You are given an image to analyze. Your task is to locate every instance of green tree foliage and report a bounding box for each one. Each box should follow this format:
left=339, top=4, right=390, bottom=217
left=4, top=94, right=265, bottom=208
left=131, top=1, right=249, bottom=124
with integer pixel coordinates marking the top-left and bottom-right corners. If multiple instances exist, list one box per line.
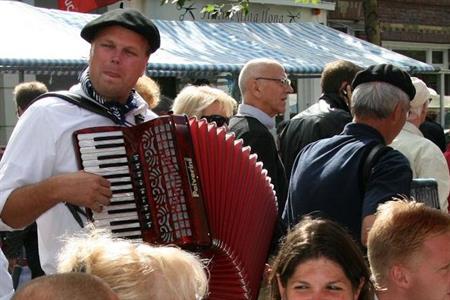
left=160, top=0, right=249, bottom=18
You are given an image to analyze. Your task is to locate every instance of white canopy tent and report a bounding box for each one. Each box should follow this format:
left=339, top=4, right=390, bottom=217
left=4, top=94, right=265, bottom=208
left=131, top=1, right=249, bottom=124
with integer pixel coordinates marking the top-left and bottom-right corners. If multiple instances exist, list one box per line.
left=0, top=1, right=436, bottom=76
left=1, top=1, right=446, bottom=126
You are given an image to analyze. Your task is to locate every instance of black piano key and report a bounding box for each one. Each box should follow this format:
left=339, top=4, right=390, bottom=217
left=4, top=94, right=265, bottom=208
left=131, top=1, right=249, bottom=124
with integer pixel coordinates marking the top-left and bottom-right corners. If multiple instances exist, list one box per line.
left=107, top=208, right=138, bottom=214
left=117, top=234, right=143, bottom=240
left=94, top=143, right=125, bottom=149
left=113, top=188, right=133, bottom=194
left=109, top=200, right=136, bottom=206
left=97, top=154, right=127, bottom=160
left=98, top=162, right=128, bottom=168
left=110, top=219, right=139, bottom=226
left=112, top=227, right=141, bottom=234
left=93, top=135, right=124, bottom=141
left=110, top=181, right=132, bottom=187
left=104, top=173, right=130, bottom=179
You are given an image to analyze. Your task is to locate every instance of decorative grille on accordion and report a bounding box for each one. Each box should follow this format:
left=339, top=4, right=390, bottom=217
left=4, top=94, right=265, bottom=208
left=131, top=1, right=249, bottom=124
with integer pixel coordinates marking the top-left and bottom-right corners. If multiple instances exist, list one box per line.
left=73, top=114, right=278, bottom=300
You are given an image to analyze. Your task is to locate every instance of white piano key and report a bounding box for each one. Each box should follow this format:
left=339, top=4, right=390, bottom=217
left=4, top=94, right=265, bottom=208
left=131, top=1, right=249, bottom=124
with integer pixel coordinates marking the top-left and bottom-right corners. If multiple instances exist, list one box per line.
left=111, top=191, right=134, bottom=197
left=81, top=157, right=128, bottom=167
left=84, top=165, right=129, bottom=174
left=107, top=176, right=133, bottom=184
left=111, top=193, right=135, bottom=202
left=87, top=170, right=131, bottom=177
left=77, top=131, right=124, bottom=140
left=79, top=138, right=125, bottom=147
left=81, top=149, right=127, bottom=161
left=111, top=184, right=133, bottom=191
left=94, top=216, right=139, bottom=227
left=113, top=230, right=143, bottom=239
left=109, top=222, right=142, bottom=230
left=106, top=203, right=137, bottom=211
left=93, top=210, right=138, bottom=221
left=94, top=220, right=140, bottom=229
left=79, top=146, right=127, bottom=154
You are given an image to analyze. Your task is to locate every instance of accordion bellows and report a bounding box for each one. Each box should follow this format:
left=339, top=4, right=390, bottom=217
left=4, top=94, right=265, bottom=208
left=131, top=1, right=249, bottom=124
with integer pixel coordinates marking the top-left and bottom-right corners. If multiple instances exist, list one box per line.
left=74, top=115, right=278, bottom=300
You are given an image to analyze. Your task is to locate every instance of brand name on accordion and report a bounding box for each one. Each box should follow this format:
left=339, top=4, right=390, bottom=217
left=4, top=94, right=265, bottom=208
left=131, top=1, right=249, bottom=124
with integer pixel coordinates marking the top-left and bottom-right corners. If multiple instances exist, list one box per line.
left=184, top=158, right=200, bottom=198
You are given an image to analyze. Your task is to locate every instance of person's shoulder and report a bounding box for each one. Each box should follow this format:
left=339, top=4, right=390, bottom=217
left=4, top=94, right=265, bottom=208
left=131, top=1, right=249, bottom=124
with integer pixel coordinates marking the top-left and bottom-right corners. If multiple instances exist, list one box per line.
left=296, top=135, right=332, bottom=156
left=229, top=115, right=245, bottom=122
left=421, top=119, right=444, bottom=131
left=230, top=116, right=272, bottom=139
left=230, top=115, right=257, bottom=123
left=417, top=136, right=447, bottom=156
left=30, top=87, right=82, bottom=109
left=291, top=105, right=351, bottom=126
left=381, top=146, right=411, bottom=166
left=229, top=115, right=260, bottom=129
left=398, top=132, right=441, bottom=153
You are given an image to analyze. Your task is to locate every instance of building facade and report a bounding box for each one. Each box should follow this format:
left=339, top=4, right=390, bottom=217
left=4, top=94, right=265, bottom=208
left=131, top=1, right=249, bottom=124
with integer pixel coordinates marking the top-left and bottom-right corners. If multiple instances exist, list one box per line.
left=328, top=0, right=450, bottom=127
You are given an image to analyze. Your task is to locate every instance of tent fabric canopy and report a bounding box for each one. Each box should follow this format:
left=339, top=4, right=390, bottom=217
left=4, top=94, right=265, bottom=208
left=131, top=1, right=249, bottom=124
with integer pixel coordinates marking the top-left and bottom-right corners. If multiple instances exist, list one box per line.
left=0, top=1, right=435, bottom=76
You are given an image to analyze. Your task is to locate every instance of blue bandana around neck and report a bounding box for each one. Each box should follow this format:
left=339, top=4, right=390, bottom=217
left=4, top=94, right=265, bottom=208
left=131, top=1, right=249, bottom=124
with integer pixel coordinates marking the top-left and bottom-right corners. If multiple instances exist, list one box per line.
left=79, top=68, right=141, bottom=125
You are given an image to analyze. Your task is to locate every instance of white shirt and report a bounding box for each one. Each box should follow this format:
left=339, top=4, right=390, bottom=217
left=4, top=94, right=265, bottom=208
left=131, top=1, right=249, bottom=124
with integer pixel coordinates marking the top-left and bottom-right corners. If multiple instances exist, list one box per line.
left=391, top=121, right=450, bottom=212
left=0, top=84, right=157, bottom=274
left=0, top=249, right=13, bottom=300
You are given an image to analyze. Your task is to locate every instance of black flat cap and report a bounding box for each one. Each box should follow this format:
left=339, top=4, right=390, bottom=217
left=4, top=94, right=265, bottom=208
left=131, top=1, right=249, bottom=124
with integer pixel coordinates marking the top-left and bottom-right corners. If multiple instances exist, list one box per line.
left=351, top=64, right=415, bottom=100
left=81, top=8, right=160, bottom=54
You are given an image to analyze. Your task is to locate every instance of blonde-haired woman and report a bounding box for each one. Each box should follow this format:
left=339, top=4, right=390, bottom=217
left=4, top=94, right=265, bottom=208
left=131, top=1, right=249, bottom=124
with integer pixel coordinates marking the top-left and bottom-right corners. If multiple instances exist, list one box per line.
left=172, top=85, right=237, bottom=127
left=57, top=229, right=208, bottom=300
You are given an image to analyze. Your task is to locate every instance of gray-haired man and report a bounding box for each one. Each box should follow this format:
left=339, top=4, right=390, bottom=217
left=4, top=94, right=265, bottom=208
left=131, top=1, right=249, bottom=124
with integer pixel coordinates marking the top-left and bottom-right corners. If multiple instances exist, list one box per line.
left=284, top=64, right=414, bottom=246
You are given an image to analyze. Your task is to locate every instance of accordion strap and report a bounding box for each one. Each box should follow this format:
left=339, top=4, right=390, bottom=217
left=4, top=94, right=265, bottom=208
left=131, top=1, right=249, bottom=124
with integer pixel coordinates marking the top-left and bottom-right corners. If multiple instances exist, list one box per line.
left=64, top=203, right=87, bottom=228
left=33, top=91, right=123, bottom=125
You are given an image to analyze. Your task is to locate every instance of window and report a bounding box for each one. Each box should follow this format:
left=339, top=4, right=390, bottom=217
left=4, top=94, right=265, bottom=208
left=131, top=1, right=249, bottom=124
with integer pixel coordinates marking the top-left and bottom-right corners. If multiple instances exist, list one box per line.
left=432, top=51, right=444, bottom=64
left=395, top=50, right=427, bottom=63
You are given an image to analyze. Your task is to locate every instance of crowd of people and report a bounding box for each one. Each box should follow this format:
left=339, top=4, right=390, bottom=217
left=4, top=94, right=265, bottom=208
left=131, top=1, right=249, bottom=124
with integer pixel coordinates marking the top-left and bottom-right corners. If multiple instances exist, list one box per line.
left=0, top=7, right=449, bottom=300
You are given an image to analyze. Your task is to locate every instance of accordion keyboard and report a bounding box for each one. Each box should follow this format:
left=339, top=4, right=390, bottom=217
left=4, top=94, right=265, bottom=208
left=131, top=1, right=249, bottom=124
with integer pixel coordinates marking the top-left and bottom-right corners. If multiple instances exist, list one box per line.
left=77, top=130, right=143, bottom=240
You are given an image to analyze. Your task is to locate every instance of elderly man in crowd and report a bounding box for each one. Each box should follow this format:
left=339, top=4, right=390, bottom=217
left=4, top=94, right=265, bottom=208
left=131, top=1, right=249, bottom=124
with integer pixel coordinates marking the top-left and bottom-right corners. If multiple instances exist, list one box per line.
left=229, top=58, right=293, bottom=212
left=284, top=64, right=414, bottom=245
left=368, top=200, right=450, bottom=300
left=390, top=77, right=449, bottom=211
left=0, top=8, right=160, bottom=274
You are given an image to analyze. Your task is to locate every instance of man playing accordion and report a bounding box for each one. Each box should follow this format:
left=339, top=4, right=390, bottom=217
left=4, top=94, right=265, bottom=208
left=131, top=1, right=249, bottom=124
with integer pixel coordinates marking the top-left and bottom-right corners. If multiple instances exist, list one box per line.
left=0, top=8, right=160, bottom=274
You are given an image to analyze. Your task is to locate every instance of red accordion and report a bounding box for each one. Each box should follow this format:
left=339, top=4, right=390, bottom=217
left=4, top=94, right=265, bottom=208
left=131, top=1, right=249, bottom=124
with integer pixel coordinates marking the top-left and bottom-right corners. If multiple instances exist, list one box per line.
left=73, top=115, right=278, bottom=300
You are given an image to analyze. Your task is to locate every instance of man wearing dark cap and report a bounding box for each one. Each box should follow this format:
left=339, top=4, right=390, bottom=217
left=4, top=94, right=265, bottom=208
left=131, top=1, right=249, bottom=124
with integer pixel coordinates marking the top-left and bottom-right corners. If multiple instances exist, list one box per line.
left=0, top=9, right=160, bottom=274
left=283, top=64, right=414, bottom=246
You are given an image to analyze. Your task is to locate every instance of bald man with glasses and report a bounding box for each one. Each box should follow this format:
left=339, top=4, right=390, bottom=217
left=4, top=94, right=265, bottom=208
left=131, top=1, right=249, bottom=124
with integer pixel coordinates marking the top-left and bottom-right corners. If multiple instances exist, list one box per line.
left=228, top=58, right=293, bottom=215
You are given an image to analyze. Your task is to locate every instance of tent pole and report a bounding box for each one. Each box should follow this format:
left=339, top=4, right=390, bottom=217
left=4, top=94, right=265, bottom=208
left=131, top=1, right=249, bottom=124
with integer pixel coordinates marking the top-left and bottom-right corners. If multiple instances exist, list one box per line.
left=19, top=70, right=24, bottom=83
left=438, top=71, right=445, bottom=127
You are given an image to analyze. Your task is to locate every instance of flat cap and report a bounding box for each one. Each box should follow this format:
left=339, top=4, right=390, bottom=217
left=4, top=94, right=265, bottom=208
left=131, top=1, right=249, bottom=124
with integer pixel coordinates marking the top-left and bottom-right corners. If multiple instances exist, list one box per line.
left=81, top=8, right=160, bottom=54
left=351, top=64, right=415, bottom=101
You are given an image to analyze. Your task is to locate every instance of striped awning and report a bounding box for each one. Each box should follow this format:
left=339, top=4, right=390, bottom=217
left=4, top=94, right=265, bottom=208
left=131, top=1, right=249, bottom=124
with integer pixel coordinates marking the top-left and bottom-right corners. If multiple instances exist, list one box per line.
left=0, top=1, right=436, bottom=76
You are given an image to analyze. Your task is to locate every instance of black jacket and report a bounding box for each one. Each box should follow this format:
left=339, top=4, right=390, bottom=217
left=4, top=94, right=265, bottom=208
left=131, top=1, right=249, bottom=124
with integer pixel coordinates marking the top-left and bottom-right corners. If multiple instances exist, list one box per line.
left=228, top=115, right=288, bottom=214
left=419, top=117, right=447, bottom=153
left=279, top=93, right=352, bottom=179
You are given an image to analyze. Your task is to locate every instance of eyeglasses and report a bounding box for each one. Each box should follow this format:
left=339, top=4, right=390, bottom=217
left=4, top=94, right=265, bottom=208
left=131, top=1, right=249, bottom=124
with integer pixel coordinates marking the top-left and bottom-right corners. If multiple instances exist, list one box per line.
left=201, top=115, right=229, bottom=127
left=255, top=77, right=292, bottom=86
